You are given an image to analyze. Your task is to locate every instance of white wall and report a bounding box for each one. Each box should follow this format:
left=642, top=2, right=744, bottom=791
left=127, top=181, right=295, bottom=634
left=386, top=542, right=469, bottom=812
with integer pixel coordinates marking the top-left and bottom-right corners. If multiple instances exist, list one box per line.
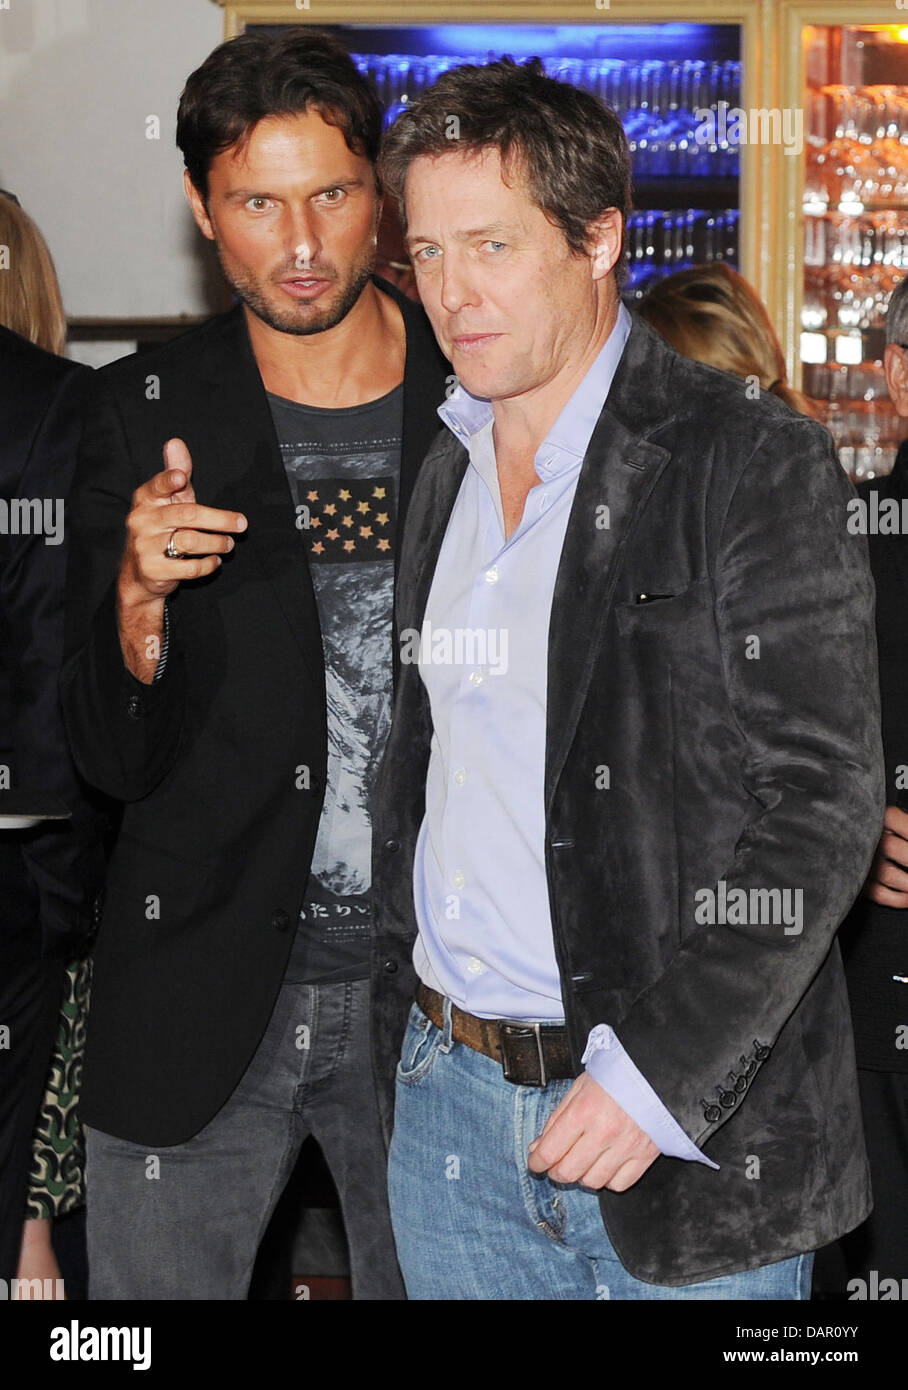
left=0, top=0, right=225, bottom=320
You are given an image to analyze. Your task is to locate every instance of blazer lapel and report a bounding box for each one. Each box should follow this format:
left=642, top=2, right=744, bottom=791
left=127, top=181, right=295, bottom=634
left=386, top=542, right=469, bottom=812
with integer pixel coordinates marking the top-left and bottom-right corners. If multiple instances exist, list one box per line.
left=384, top=278, right=451, bottom=571
left=544, top=315, right=677, bottom=813
left=394, top=430, right=468, bottom=641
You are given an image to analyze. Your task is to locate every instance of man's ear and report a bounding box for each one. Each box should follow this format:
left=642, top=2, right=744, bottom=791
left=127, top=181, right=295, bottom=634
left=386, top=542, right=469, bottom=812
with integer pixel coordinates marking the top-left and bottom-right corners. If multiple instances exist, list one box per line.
left=884, top=343, right=908, bottom=420
left=184, top=170, right=215, bottom=242
left=587, top=208, right=624, bottom=281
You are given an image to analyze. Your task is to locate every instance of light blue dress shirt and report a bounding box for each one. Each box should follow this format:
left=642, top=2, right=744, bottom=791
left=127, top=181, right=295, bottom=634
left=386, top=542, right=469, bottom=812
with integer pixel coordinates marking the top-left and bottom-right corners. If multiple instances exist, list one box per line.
left=411, top=301, right=715, bottom=1168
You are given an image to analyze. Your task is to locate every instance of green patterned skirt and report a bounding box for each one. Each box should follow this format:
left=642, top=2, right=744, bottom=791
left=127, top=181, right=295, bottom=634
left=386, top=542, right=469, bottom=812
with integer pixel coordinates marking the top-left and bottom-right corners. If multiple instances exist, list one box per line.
left=25, top=955, right=91, bottom=1219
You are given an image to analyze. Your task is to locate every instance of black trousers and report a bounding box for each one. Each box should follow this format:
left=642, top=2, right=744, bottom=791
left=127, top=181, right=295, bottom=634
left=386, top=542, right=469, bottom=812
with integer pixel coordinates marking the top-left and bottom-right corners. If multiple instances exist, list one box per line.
left=838, top=1067, right=908, bottom=1285
left=0, top=936, right=63, bottom=1281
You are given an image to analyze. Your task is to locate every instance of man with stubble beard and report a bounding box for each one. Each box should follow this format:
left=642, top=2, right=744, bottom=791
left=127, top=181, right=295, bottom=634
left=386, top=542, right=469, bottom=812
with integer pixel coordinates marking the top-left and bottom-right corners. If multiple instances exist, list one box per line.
left=60, top=31, right=448, bottom=1299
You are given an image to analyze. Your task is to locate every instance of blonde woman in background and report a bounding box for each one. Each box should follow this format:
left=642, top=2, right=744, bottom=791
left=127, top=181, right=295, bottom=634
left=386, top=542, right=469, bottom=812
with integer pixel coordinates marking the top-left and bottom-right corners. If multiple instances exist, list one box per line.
left=0, top=190, right=105, bottom=1299
left=0, top=190, right=67, bottom=354
left=638, top=261, right=816, bottom=418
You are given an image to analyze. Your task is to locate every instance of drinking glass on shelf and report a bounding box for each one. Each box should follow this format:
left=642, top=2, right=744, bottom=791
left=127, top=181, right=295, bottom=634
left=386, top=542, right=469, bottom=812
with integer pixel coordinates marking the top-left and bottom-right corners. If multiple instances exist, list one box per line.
left=718, top=61, right=742, bottom=176
left=883, top=91, right=908, bottom=201
left=722, top=209, right=739, bottom=264
left=651, top=62, right=703, bottom=177
left=683, top=60, right=712, bottom=176
left=814, top=85, right=861, bottom=206
left=593, top=59, right=623, bottom=115
left=603, top=60, right=628, bottom=120
left=624, top=62, right=662, bottom=176
left=802, top=267, right=830, bottom=330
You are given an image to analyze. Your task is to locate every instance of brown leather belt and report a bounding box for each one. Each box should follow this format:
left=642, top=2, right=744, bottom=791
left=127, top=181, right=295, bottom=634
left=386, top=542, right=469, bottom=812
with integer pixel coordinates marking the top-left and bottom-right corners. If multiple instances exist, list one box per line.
left=416, top=983, right=576, bottom=1087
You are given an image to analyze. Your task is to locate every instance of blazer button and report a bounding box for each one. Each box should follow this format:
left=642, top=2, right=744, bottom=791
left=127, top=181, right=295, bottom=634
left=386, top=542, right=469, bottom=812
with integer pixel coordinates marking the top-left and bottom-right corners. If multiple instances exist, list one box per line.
left=718, top=1089, right=736, bottom=1108
left=384, top=839, right=400, bottom=853
left=383, top=958, right=398, bottom=973
left=754, top=1042, right=771, bottom=1061
left=704, top=1105, right=722, bottom=1123
left=272, top=909, right=291, bottom=932
left=126, top=694, right=142, bottom=719
left=733, top=1073, right=748, bottom=1093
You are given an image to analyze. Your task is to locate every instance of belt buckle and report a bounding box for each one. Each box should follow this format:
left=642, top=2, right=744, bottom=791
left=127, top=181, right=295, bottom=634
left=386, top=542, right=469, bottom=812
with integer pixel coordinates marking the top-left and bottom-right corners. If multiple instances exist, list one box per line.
left=499, top=1019, right=547, bottom=1087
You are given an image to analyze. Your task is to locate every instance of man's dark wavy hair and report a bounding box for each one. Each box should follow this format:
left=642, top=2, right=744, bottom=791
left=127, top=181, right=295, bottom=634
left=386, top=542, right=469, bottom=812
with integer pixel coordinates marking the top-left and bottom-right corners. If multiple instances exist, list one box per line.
left=177, top=30, right=383, bottom=199
left=379, top=57, right=632, bottom=286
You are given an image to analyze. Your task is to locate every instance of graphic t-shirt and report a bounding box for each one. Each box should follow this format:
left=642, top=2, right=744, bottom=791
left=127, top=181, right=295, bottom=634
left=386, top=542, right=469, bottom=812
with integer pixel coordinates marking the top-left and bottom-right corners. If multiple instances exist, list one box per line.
left=268, top=384, right=402, bottom=982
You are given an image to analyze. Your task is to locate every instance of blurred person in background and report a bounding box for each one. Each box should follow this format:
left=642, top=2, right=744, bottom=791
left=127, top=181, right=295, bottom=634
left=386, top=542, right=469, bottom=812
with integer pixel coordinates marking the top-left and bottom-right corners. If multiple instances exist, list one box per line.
left=833, top=272, right=908, bottom=1294
left=0, top=191, right=105, bottom=1296
left=638, top=261, right=816, bottom=417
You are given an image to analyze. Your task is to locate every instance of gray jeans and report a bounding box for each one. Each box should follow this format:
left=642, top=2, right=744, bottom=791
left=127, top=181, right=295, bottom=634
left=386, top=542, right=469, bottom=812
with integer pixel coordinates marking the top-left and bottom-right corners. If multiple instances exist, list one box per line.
left=85, top=934, right=403, bottom=1300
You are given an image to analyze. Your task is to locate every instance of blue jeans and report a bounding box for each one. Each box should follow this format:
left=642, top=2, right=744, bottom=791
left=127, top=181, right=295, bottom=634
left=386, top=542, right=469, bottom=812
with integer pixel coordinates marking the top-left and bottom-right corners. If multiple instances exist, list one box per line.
left=388, top=1001, right=814, bottom=1300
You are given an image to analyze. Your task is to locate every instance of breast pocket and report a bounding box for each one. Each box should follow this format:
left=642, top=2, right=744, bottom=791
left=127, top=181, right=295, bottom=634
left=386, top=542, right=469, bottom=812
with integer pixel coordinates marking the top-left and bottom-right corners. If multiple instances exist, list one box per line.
left=614, top=577, right=713, bottom=638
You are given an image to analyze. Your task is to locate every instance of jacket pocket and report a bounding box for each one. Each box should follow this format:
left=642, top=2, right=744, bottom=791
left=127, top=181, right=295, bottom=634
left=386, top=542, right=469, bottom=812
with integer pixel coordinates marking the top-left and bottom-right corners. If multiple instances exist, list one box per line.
left=614, top=577, right=713, bottom=637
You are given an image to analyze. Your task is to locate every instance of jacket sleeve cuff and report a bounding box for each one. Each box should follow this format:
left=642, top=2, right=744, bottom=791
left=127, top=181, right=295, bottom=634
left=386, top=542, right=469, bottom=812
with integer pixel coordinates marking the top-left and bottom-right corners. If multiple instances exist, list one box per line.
left=93, top=581, right=172, bottom=711
left=61, top=580, right=183, bottom=801
left=582, top=1024, right=720, bottom=1169
left=151, top=600, right=171, bottom=683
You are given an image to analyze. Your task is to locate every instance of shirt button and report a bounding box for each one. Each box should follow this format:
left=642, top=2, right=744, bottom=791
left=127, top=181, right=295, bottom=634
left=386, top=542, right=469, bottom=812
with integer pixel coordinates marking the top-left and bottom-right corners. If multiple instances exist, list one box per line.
left=468, top=671, right=484, bottom=686
left=454, top=769, right=468, bottom=785
left=484, top=566, right=499, bottom=584
left=452, top=870, right=465, bottom=889
left=467, top=957, right=483, bottom=974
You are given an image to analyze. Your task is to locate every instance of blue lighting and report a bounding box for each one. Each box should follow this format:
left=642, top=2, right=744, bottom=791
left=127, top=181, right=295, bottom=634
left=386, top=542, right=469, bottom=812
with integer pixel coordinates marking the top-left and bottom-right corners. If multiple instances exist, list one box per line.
left=332, top=23, right=738, bottom=64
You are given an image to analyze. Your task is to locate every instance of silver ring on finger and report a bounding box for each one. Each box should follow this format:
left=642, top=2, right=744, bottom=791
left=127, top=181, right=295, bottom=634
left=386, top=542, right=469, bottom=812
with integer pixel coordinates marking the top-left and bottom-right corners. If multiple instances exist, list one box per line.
left=164, top=530, right=183, bottom=560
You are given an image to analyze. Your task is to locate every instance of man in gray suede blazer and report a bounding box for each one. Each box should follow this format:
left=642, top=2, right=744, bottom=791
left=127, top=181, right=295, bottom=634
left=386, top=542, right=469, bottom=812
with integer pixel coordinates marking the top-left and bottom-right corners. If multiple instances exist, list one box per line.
left=369, top=58, right=884, bottom=1297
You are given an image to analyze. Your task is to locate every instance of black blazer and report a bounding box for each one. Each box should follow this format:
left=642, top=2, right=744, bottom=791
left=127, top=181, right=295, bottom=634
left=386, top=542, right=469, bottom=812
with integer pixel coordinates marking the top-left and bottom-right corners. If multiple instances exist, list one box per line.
left=371, top=312, right=883, bottom=1285
left=0, top=325, right=104, bottom=955
left=61, top=280, right=450, bottom=1145
left=839, top=437, right=908, bottom=1073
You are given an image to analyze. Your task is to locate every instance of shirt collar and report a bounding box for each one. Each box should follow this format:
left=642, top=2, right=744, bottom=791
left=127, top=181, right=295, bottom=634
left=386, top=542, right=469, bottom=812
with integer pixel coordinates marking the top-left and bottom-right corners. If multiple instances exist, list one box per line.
left=438, top=301, right=632, bottom=478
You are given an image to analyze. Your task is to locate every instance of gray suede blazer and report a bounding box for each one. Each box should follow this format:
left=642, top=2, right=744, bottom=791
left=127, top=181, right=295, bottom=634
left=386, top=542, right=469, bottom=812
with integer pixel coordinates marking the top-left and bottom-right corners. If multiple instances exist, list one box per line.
left=370, top=311, right=884, bottom=1286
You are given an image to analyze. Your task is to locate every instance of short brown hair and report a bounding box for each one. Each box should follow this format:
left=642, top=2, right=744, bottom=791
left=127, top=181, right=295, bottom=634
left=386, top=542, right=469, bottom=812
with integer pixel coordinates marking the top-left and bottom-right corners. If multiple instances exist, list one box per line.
left=177, top=30, right=383, bottom=200
left=379, top=57, right=632, bottom=286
